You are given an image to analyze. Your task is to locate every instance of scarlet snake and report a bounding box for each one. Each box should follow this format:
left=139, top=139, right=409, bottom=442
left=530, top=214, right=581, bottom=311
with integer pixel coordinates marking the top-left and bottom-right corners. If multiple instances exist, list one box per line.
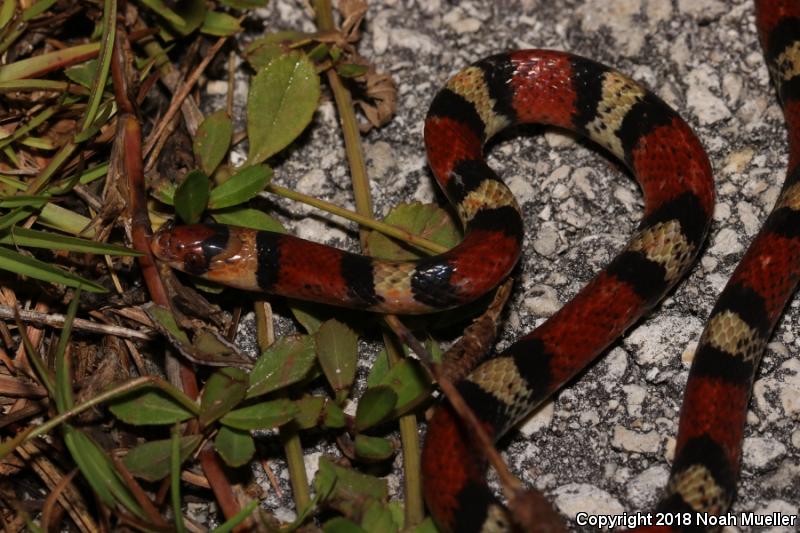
left=152, top=4, right=797, bottom=530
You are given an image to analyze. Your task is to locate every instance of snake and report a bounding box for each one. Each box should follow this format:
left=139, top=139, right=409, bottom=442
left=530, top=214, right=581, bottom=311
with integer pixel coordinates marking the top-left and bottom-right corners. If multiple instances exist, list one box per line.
left=150, top=0, right=800, bottom=530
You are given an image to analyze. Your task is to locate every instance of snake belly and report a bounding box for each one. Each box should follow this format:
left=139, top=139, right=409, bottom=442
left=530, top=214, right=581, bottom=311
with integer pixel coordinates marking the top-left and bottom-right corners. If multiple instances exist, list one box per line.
left=151, top=52, right=720, bottom=529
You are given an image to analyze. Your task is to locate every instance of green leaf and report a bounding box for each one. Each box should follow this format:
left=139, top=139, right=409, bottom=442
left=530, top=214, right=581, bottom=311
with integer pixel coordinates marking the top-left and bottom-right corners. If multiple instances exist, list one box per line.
left=145, top=304, right=191, bottom=345
left=212, top=206, right=286, bottom=233
left=170, top=425, right=186, bottom=533
left=247, top=52, right=320, bottom=164
left=0, top=207, right=33, bottom=232
left=307, top=43, right=329, bottom=62
left=192, top=330, right=240, bottom=360
left=0, top=175, right=26, bottom=190
left=335, top=63, right=369, bottom=78
left=63, top=427, right=145, bottom=519
left=145, top=305, right=251, bottom=367
left=193, top=110, right=232, bottom=175
left=366, top=203, right=460, bottom=260
left=0, top=0, right=16, bottom=32
left=79, top=0, right=115, bottom=134
left=316, top=319, right=358, bottom=403
left=324, top=517, right=367, bottom=533
left=243, top=31, right=307, bottom=70
left=123, top=435, right=203, bottom=481
left=149, top=0, right=206, bottom=35
left=294, top=395, right=346, bottom=429
left=0, top=245, right=107, bottom=292
left=22, top=0, right=58, bottom=20
left=38, top=203, right=93, bottom=236
left=0, top=42, right=99, bottom=82
left=354, top=435, right=395, bottom=463
left=288, top=301, right=328, bottom=334
left=0, top=195, right=49, bottom=208
left=200, top=367, right=248, bottom=427
left=376, top=359, right=432, bottom=416
left=54, top=288, right=81, bottom=413
left=151, top=180, right=176, bottom=205
left=247, top=335, right=317, bottom=398
left=313, top=457, right=388, bottom=517
left=0, top=227, right=140, bottom=255
left=386, top=502, right=405, bottom=532
left=139, top=0, right=185, bottom=26
left=201, top=11, right=242, bottom=36
left=16, top=306, right=55, bottom=397
left=208, top=165, right=272, bottom=210
left=64, top=59, right=99, bottom=88
left=174, top=170, right=209, bottom=224
left=354, top=386, right=397, bottom=432
left=0, top=110, right=52, bottom=152
left=109, top=389, right=196, bottom=425
left=77, top=164, right=109, bottom=185
left=214, top=426, right=254, bottom=467
left=365, top=349, right=389, bottom=388
left=220, top=398, right=297, bottom=430
left=361, top=499, right=400, bottom=533
left=48, top=166, right=83, bottom=195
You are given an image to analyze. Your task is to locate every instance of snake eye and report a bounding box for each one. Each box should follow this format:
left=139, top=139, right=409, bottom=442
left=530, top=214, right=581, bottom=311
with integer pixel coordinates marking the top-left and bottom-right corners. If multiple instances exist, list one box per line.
left=183, top=251, right=208, bottom=275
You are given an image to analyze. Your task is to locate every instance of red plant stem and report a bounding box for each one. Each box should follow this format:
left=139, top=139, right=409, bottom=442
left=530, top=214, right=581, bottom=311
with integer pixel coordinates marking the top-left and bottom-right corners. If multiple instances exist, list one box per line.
left=111, top=28, right=240, bottom=527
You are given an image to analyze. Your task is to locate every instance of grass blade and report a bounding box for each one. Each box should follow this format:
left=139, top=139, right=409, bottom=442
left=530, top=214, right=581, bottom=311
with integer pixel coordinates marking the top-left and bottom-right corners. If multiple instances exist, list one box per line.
left=0, top=227, right=140, bottom=255
left=171, top=424, right=186, bottom=533
left=0, top=43, right=99, bottom=81
left=54, top=287, right=81, bottom=412
left=0, top=245, right=107, bottom=292
left=80, top=0, right=115, bottom=132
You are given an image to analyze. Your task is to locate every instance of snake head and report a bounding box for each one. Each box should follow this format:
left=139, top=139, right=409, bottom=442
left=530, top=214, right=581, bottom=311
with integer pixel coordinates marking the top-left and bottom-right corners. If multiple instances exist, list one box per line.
left=151, top=223, right=237, bottom=276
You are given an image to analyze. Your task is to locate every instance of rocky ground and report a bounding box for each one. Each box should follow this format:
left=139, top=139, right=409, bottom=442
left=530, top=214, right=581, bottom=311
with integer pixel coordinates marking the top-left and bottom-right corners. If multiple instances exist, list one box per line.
left=210, top=1, right=800, bottom=531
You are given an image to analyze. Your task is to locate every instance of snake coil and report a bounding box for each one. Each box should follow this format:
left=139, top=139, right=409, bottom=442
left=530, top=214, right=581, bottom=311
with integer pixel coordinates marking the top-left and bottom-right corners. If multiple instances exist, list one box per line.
left=151, top=1, right=800, bottom=530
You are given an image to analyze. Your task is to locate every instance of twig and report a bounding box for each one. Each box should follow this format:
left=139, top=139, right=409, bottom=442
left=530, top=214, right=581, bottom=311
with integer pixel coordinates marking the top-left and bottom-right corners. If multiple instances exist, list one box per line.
left=0, top=304, right=154, bottom=341
left=181, top=470, right=211, bottom=489
left=17, top=443, right=97, bottom=533
left=199, top=446, right=245, bottom=530
left=382, top=316, right=524, bottom=499
left=40, top=468, right=77, bottom=532
left=111, top=457, right=169, bottom=529
left=143, top=36, right=228, bottom=163
left=0, top=375, right=47, bottom=397
left=262, top=184, right=447, bottom=255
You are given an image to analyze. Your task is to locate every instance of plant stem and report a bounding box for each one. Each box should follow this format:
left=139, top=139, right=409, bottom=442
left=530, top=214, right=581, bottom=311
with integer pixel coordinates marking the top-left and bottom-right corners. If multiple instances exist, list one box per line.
left=313, top=0, right=425, bottom=526
left=385, top=332, right=425, bottom=526
left=280, top=430, right=311, bottom=511
left=263, top=184, right=446, bottom=255
left=255, top=302, right=311, bottom=512
left=313, top=0, right=372, bottom=246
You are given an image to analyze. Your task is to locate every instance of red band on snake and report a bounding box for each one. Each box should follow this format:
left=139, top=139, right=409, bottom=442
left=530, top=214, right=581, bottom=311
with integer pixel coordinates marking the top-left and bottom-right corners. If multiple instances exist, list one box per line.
left=150, top=1, right=799, bottom=530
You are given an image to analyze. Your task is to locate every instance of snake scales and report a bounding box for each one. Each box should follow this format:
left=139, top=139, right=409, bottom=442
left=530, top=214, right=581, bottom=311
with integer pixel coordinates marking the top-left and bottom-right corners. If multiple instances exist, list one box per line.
left=152, top=1, right=799, bottom=530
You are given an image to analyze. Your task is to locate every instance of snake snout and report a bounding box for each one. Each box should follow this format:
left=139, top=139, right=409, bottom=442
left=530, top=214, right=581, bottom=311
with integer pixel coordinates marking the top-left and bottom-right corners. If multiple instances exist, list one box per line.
left=151, top=223, right=229, bottom=275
